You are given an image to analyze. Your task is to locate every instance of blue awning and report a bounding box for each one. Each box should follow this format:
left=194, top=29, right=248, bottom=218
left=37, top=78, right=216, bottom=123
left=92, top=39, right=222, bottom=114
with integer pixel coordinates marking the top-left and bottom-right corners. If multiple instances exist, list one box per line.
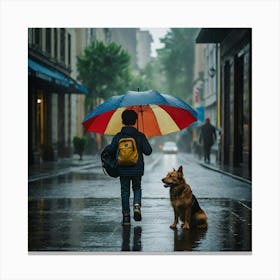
left=28, top=58, right=88, bottom=94
left=68, top=78, right=89, bottom=94
left=74, top=80, right=89, bottom=94
left=28, top=59, right=70, bottom=88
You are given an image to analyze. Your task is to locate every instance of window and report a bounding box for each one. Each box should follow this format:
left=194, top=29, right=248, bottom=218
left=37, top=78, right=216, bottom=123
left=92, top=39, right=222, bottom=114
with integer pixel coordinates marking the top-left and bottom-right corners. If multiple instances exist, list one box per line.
left=28, top=28, right=33, bottom=45
left=68, top=33, right=71, bottom=67
left=46, top=28, right=51, bottom=54
left=34, top=28, right=42, bottom=49
left=60, top=28, right=65, bottom=63
left=54, top=29, right=58, bottom=59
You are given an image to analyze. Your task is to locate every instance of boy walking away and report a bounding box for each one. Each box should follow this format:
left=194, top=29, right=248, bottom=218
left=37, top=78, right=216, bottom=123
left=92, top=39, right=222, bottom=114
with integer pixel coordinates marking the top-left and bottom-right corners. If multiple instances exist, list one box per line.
left=107, top=109, right=152, bottom=226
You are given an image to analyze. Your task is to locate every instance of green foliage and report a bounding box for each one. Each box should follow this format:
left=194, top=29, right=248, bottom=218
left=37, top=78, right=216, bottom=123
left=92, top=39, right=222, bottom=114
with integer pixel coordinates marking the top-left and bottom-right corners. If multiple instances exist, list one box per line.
left=76, top=29, right=199, bottom=116
left=157, top=28, right=199, bottom=102
left=126, top=59, right=169, bottom=94
left=76, top=41, right=131, bottom=112
left=73, top=136, right=87, bottom=160
left=141, top=59, right=169, bottom=93
left=128, top=72, right=152, bottom=92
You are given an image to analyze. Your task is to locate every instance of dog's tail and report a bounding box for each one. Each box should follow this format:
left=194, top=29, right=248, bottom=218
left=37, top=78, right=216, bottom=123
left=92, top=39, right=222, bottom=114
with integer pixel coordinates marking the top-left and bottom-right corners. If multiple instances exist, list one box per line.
left=194, top=210, right=208, bottom=229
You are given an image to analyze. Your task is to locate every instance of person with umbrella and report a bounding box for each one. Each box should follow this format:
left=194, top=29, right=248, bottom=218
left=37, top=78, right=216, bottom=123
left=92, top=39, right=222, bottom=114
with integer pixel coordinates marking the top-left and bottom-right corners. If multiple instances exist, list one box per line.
left=106, top=109, right=152, bottom=226
left=83, top=89, right=198, bottom=225
left=199, top=116, right=217, bottom=164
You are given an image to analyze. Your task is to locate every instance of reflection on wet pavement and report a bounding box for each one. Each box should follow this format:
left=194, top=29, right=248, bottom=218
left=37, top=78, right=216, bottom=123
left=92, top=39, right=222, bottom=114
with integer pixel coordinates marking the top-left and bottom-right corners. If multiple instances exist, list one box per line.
left=173, top=227, right=207, bottom=251
left=28, top=197, right=251, bottom=252
left=121, top=226, right=142, bottom=251
left=28, top=153, right=251, bottom=252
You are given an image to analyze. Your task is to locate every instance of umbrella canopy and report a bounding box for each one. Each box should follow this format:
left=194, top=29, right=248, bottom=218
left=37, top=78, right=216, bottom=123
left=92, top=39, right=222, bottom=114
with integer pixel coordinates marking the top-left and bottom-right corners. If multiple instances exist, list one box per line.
left=82, top=89, right=197, bottom=137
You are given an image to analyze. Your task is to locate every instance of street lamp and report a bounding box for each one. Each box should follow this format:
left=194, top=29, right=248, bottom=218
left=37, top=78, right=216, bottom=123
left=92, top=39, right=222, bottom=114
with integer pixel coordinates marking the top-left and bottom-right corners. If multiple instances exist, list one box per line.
left=208, top=67, right=216, bottom=78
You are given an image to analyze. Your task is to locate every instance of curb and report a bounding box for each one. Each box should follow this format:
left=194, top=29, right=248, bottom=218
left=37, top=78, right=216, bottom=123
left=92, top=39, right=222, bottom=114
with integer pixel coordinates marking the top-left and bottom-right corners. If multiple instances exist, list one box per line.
left=28, top=162, right=100, bottom=183
left=199, top=163, right=251, bottom=185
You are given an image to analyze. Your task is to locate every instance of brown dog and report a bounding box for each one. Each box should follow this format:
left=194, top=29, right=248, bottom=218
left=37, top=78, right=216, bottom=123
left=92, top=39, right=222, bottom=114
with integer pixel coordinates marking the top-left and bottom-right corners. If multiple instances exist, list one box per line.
left=162, top=166, right=208, bottom=230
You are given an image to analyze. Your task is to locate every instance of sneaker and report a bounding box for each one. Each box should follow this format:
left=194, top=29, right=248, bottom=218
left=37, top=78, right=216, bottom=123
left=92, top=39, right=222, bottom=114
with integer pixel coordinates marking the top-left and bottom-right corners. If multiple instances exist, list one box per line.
left=122, top=214, right=131, bottom=226
left=133, top=204, right=142, bottom=221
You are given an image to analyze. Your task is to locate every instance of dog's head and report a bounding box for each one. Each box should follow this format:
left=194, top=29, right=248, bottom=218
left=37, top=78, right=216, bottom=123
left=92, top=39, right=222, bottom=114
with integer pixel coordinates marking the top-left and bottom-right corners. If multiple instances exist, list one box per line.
left=162, top=166, right=184, bottom=188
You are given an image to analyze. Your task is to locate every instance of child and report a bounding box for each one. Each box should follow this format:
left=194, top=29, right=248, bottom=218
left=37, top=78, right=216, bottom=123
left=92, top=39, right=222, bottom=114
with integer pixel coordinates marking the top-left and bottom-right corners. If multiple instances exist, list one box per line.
left=107, top=109, right=152, bottom=226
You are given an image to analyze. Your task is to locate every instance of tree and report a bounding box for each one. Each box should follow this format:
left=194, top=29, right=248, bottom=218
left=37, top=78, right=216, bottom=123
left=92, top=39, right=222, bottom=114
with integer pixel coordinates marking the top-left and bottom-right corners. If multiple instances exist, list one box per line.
left=77, top=41, right=131, bottom=112
left=142, top=58, right=168, bottom=93
left=127, top=58, right=169, bottom=94
left=157, top=28, right=199, bottom=102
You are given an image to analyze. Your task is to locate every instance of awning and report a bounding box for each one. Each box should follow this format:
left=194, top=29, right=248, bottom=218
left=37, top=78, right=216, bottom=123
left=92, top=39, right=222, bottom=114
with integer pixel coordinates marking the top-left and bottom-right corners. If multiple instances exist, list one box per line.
left=28, top=58, right=70, bottom=88
left=196, top=28, right=234, bottom=43
left=70, top=79, right=89, bottom=94
left=28, top=58, right=88, bottom=94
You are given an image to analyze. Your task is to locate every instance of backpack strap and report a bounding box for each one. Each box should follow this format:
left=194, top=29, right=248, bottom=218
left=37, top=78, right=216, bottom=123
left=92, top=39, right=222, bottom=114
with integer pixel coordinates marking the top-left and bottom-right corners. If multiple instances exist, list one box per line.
left=120, top=131, right=140, bottom=142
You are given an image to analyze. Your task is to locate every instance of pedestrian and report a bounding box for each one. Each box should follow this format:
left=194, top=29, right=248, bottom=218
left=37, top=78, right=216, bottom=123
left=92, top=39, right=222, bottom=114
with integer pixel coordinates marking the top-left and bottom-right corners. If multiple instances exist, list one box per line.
left=107, top=109, right=152, bottom=226
left=199, top=116, right=217, bottom=164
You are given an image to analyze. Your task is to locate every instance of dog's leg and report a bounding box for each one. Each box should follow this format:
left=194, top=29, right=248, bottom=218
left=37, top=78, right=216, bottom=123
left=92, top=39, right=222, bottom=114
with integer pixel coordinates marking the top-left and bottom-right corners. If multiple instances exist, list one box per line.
left=170, top=208, right=179, bottom=229
left=182, top=208, right=191, bottom=230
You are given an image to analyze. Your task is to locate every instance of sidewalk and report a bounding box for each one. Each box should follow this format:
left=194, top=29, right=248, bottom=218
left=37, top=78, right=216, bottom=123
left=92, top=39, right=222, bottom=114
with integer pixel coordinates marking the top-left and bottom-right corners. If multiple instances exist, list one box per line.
left=28, top=153, right=162, bottom=182
left=29, top=196, right=251, bottom=252
left=28, top=151, right=252, bottom=252
left=28, top=152, right=251, bottom=184
left=28, top=154, right=99, bottom=182
left=201, top=161, right=251, bottom=184
left=195, top=151, right=252, bottom=184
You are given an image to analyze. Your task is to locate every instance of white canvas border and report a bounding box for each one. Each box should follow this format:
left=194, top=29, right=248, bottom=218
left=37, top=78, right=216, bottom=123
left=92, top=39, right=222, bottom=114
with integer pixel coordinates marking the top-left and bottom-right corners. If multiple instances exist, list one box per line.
left=1, top=0, right=280, bottom=279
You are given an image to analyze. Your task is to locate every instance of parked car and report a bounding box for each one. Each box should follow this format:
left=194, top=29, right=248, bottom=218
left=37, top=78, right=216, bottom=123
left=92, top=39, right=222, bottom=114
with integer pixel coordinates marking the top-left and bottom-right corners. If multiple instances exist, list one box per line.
left=162, top=141, right=178, bottom=154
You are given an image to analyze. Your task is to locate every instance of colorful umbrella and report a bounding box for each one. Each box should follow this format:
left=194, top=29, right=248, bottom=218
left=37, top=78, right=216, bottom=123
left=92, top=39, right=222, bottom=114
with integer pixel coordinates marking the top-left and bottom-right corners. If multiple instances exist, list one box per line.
left=82, top=89, right=197, bottom=137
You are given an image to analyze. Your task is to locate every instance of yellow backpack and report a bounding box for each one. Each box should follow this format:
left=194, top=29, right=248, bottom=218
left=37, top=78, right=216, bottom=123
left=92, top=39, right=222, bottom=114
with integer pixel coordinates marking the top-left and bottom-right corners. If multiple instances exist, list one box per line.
left=117, top=137, right=139, bottom=166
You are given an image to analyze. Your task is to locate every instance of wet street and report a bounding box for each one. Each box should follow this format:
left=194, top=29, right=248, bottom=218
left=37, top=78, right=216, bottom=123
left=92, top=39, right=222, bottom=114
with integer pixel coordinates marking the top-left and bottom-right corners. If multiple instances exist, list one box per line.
left=28, top=153, right=252, bottom=252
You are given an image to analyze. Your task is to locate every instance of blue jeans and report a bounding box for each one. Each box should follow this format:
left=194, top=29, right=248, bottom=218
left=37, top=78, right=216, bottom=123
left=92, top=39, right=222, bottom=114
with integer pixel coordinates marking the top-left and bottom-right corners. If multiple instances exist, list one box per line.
left=120, top=176, right=142, bottom=214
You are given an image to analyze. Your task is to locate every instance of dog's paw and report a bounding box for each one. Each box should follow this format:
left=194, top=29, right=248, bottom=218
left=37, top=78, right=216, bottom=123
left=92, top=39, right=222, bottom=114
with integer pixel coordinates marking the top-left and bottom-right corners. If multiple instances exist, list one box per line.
left=182, top=223, right=190, bottom=230
left=170, top=224, right=177, bottom=229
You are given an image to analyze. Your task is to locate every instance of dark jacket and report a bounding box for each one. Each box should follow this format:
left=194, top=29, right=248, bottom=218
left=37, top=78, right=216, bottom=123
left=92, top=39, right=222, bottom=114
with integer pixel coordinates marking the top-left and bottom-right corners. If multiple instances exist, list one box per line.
left=107, top=126, right=152, bottom=177
left=199, top=122, right=216, bottom=147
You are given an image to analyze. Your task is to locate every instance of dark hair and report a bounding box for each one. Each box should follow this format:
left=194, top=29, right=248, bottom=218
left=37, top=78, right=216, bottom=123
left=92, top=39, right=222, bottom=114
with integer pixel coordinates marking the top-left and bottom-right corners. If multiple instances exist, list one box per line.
left=122, top=109, right=138, bottom=125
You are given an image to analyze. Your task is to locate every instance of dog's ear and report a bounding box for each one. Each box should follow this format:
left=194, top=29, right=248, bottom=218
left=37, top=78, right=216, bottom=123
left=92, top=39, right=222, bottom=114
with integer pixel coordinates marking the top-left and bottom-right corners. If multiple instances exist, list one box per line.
left=177, top=166, right=183, bottom=176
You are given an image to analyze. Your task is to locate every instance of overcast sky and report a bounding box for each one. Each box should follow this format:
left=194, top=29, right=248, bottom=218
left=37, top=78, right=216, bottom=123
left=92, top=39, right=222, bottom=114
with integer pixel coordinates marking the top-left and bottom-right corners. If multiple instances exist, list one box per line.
left=141, top=28, right=169, bottom=57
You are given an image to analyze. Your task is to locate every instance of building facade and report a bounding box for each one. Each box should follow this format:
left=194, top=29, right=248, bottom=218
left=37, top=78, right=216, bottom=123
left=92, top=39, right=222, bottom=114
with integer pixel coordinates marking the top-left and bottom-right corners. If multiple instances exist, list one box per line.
left=196, top=28, right=252, bottom=179
left=203, top=44, right=219, bottom=125
left=28, top=28, right=88, bottom=165
left=109, top=28, right=139, bottom=71
left=136, top=30, right=153, bottom=69
left=28, top=27, right=154, bottom=165
left=86, top=28, right=153, bottom=72
left=192, top=44, right=205, bottom=119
